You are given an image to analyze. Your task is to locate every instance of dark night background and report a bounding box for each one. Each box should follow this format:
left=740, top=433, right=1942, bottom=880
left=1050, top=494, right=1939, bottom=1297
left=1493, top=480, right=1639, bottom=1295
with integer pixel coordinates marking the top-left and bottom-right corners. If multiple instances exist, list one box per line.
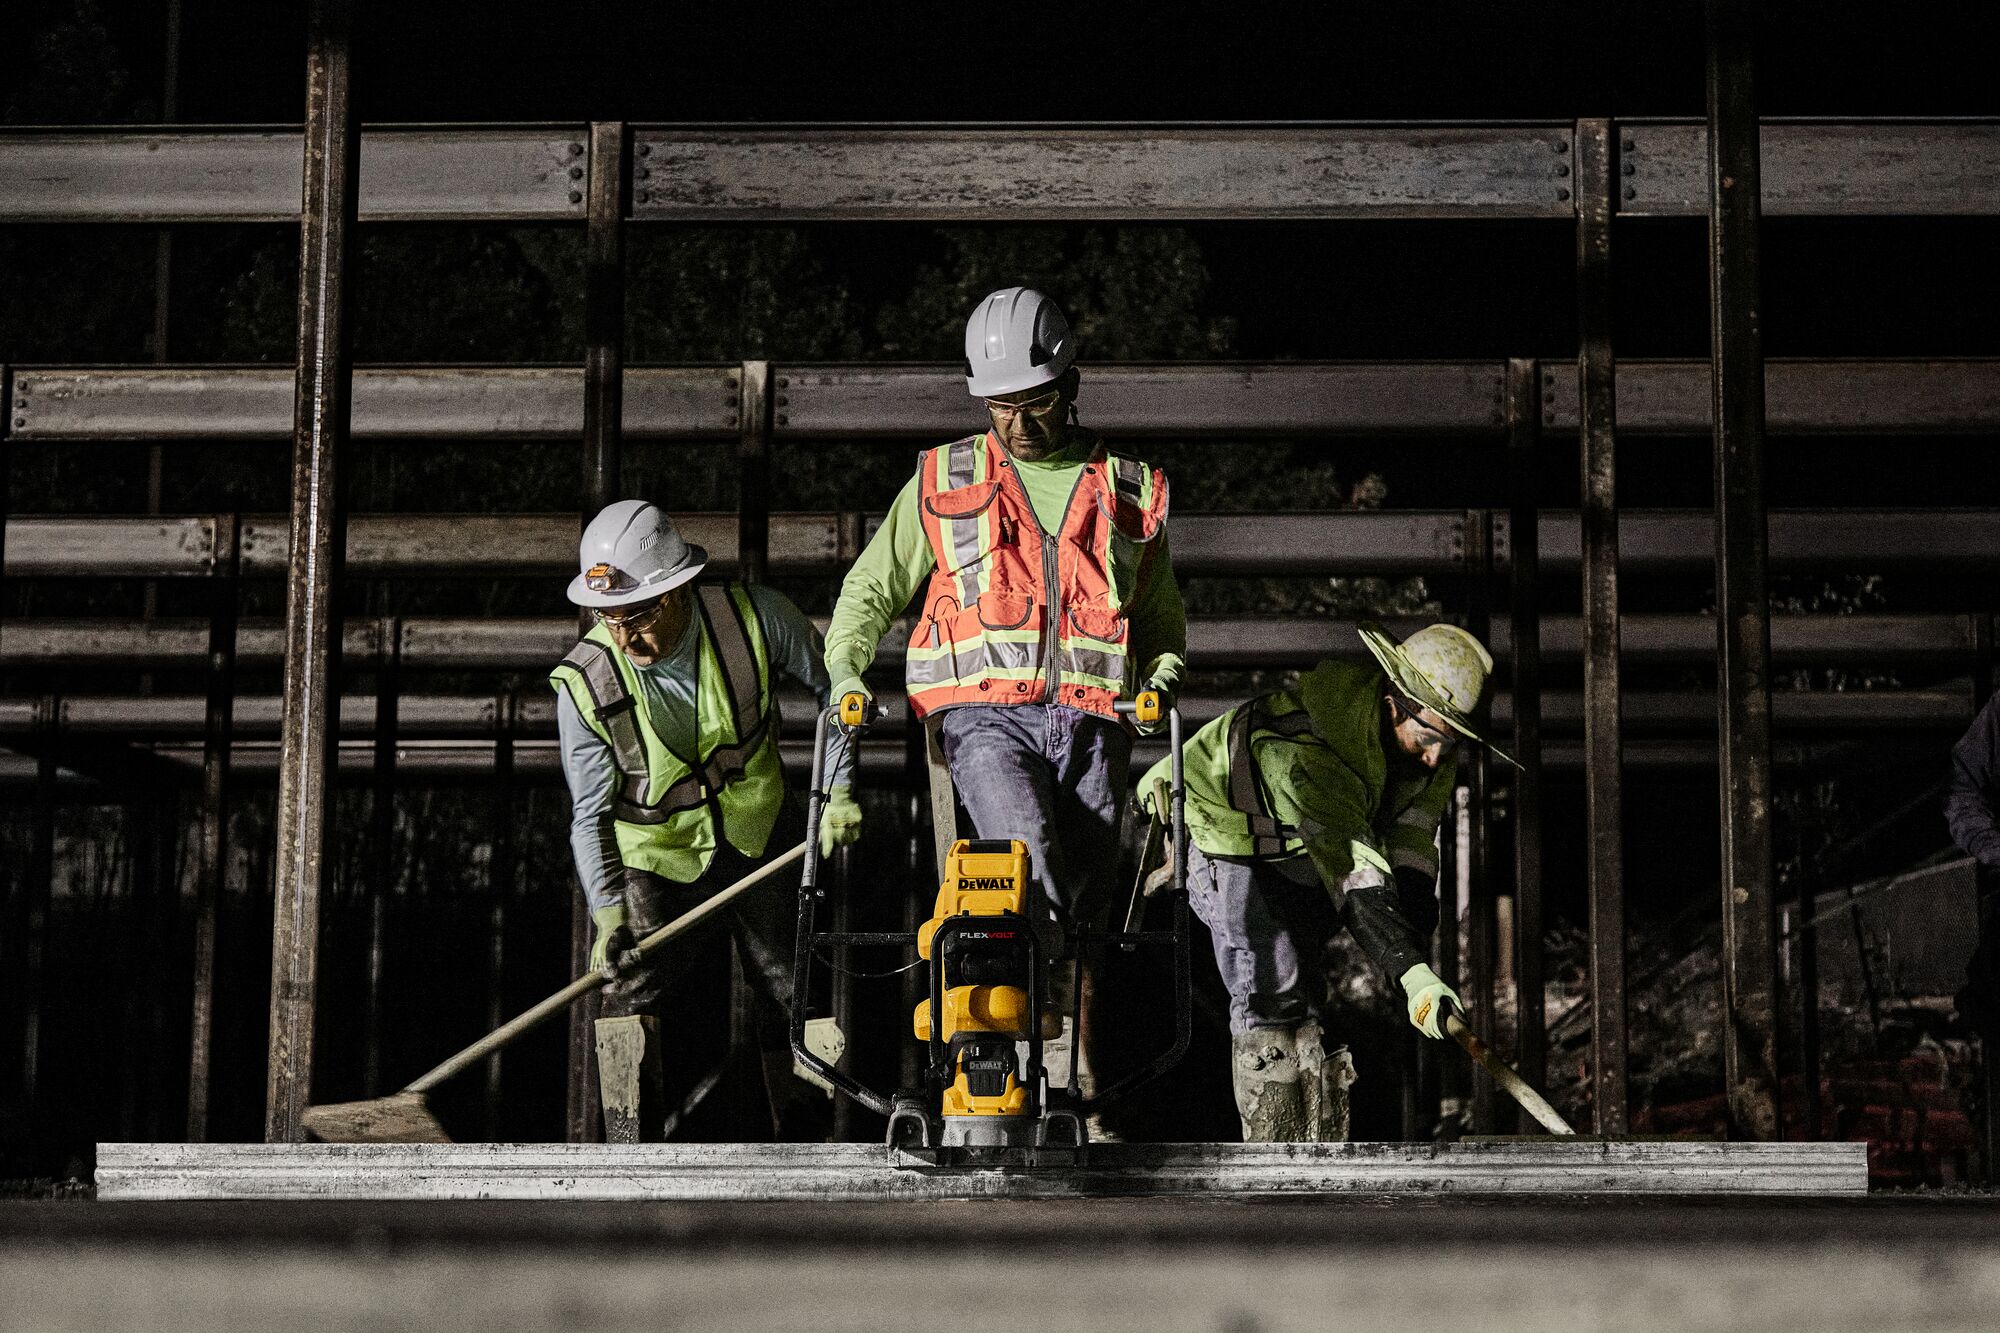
left=2, top=1, right=1997, bottom=1178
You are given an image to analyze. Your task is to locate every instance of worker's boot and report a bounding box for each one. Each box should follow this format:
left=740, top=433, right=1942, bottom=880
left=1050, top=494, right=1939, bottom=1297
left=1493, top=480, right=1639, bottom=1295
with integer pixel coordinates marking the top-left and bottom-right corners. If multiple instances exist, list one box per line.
left=594, top=1015, right=665, bottom=1144
left=1233, top=1025, right=1306, bottom=1141
left=1295, top=1021, right=1358, bottom=1144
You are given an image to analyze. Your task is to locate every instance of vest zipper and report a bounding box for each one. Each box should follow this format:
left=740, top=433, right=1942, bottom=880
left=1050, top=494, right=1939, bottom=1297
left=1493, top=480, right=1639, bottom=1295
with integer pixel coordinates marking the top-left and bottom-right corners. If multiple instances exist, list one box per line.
left=1041, top=530, right=1060, bottom=690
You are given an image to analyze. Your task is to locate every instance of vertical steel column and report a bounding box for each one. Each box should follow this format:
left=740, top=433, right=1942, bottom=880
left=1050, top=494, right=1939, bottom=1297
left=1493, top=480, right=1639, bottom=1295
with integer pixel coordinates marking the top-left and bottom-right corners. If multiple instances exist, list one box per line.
left=568, top=119, right=626, bottom=1144
left=361, top=617, right=399, bottom=1098
left=1464, top=510, right=1497, bottom=1134
left=1576, top=117, right=1629, bottom=1136
left=1707, top=0, right=1782, bottom=1143
left=1975, top=612, right=1997, bottom=1181
left=185, top=514, right=239, bottom=1141
left=1435, top=788, right=1465, bottom=1139
left=265, top=0, right=358, bottom=1143
left=738, top=361, right=773, bottom=585
left=21, top=702, right=57, bottom=1135
left=486, top=699, right=516, bottom=1141
left=1506, top=360, right=1547, bottom=1128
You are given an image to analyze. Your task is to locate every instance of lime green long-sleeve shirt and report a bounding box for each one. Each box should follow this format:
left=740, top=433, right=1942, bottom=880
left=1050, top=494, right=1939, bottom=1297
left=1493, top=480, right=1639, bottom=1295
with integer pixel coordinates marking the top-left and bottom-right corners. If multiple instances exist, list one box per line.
left=825, top=434, right=1187, bottom=698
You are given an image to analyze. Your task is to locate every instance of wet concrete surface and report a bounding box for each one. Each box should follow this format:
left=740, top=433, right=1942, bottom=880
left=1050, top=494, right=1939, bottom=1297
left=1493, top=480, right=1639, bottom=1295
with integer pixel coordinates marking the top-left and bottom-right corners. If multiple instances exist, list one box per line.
left=4, top=1196, right=2000, bottom=1331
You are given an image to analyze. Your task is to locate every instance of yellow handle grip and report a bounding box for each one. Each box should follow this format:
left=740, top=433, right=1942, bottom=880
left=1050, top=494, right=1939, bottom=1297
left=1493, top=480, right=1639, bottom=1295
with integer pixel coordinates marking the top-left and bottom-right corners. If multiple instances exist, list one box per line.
left=838, top=692, right=871, bottom=729
left=1130, top=690, right=1163, bottom=726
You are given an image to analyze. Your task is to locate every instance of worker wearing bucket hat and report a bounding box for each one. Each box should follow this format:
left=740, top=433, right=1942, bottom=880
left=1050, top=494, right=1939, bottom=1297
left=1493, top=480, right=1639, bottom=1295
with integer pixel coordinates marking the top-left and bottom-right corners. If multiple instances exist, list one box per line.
left=550, top=500, right=858, bottom=1142
left=1139, top=621, right=1514, bottom=1141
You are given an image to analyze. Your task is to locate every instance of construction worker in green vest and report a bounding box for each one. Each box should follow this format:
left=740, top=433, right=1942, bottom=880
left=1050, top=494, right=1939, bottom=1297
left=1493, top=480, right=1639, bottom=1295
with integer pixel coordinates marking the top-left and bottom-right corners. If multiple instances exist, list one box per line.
left=824, top=287, right=1187, bottom=1094
left=551, top=500, right=860, bottom=1142
left=1140, top=622, right=1513, bottom=1141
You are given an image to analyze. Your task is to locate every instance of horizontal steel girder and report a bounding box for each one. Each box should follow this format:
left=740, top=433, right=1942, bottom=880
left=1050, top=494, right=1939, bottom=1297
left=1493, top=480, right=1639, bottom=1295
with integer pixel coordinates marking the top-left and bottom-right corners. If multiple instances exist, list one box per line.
left=7, top=510, right=2000, bottom=578
left=4, top=121, right=1996, bottom=223
left=1, top=613, right=1977, bottom=671
left=92, top=1141, right=1867, bottom=1200
left=0, top=128, right=590, bottom=222
left=9, top=360, right=2000, bottom=439
left=0, top=736, right=1879, bottom=786
left=0, top=685, right=1971, bottom=740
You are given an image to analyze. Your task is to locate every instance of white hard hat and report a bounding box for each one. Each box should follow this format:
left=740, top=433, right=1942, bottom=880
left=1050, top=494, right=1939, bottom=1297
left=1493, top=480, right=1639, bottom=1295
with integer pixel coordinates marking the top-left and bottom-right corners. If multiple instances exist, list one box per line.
left=567, top=500, right=706, bottom=609
left=1359, top=621, right=1520, bottom=768
left=963, top=287, right=1076, bottom=399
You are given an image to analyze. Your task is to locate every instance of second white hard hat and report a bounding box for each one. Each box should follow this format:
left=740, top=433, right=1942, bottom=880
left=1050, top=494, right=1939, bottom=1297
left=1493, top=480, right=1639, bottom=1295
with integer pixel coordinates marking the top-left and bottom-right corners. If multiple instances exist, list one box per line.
left=567, top=500, right=706, bottom=609
left=963, top=287, right=1076, bottom=398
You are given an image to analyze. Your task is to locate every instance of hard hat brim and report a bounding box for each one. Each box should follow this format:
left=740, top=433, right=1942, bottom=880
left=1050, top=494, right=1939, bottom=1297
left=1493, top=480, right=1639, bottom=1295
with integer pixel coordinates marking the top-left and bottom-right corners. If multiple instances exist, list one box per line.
left=564, top=544, right=707, bottom=608
left=1358, top=621, right=1522, bottom=769
left=966, top=361, right=1072, bottom=399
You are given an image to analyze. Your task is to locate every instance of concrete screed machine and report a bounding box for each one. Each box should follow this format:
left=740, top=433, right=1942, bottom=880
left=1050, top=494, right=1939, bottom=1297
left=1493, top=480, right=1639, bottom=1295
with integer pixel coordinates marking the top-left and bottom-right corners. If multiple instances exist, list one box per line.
left=790, top=690, right=1193, bottom=1165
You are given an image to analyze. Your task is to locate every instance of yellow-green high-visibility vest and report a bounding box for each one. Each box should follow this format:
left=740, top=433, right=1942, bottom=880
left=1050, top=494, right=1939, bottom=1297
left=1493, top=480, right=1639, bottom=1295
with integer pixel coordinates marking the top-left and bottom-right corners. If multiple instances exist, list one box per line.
left=549, top=582, right=783, bottom=884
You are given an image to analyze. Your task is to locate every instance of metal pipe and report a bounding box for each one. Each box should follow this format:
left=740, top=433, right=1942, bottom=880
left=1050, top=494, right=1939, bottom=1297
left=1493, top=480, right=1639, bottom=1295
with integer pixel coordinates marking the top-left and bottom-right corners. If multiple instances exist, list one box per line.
left=485, top=711, right=515, bottom=1140
left=361, top=617, right=399, bottom=1099
left=265, top=0, right=357, bottom=1144
left=1464, top=510, right=1497, bottom=1134
left=567, top=120, right=626, bottom=1146
left=1577, top=116, right=1629, bottom=1136
left=1506, top=359, right=1547, bottom=1128
left=738, top=361, right=773, bottom=586
left=1708, top=0, right=1782, bottom=1143
left=185, top=514, right=238, bottom=1141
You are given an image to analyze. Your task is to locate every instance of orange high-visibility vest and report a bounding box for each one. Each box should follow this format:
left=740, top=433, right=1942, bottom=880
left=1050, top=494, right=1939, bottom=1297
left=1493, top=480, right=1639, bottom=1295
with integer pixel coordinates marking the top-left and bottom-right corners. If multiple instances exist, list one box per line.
left=906, top=430, right=1169, bottom=720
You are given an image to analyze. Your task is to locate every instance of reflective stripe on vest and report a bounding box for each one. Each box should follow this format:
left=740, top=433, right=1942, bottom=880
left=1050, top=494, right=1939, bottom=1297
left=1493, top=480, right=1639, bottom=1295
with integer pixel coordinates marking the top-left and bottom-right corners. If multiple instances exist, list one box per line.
left=1223, top=701, right=1319, bottom=858
left=555, top=584, right=771, bottom=825
left=905, top=430, right=1168, bottom=720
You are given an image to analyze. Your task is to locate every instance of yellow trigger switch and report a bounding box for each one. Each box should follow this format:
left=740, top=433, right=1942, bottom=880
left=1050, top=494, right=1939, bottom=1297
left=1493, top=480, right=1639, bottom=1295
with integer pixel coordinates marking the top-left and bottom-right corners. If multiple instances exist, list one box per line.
left=1132, top=691, right=1163, bottom=725
left=838, top=692, right=870, bottom=728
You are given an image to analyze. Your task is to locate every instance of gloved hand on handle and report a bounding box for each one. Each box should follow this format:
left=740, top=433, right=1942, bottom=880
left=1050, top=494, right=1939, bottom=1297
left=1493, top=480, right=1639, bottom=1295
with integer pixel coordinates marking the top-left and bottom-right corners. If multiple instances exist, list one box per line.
left=819, top=784, right=864, bottom=857
left=589, top=902, right=636, bottom=977
left=1399, top=962, right=1462, bottom=1040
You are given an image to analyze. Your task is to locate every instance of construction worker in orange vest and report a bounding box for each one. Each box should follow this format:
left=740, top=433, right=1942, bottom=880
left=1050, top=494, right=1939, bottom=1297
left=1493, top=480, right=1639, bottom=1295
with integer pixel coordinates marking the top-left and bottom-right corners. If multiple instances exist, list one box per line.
left=824, top=288, right=1187, bottom=1092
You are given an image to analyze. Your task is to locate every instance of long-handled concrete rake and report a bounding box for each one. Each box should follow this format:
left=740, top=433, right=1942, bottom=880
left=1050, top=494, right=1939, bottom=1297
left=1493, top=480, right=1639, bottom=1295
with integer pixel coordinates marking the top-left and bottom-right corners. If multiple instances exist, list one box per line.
left=1444, top=1003, right=1577, bottom=1136
left=301, top=842, right=809, bottom=1143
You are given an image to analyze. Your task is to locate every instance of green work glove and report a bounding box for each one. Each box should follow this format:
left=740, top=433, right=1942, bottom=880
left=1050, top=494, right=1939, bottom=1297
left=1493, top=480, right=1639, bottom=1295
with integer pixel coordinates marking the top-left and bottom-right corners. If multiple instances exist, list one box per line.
left=1400, top=962, right=1461, bottom=1040
left=819, top=784, right=863, bottom=857
left=1134, top=674, right=1176, bottom=735
left=589, top=902, right=634, bottom=976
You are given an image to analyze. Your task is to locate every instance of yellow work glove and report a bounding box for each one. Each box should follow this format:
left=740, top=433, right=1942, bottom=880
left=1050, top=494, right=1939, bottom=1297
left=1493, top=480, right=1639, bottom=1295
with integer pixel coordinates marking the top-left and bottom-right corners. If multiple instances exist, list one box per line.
left=819, top=784, right=863, bottom=857
left=1400, top=962, right=1461, bottom=1040
left=829, top=677, right=872, bottom=710
left=589, top=902, right=634, bottom=977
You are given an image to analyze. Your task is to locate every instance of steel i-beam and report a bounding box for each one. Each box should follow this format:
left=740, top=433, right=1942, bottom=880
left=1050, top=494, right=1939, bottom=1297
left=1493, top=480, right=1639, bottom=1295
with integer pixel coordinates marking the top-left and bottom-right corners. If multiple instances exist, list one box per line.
left=264, top=0, right=357, bottom=1144
left=1576, top=118, right=1629, bottom=1136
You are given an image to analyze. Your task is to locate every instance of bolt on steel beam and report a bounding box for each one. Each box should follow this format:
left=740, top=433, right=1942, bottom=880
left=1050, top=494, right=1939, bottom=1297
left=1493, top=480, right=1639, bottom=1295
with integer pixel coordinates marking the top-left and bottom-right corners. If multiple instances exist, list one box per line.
left=265, top=0, right=357, bottom=1145
left=1576, top=117, right=1628, bottom=1137
left=1708, top=0, right=1782, bottom=1143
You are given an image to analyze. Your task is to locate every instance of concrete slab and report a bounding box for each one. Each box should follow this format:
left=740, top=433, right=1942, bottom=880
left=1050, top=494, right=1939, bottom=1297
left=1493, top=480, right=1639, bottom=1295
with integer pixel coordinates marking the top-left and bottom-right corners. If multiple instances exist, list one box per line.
left=95, top=1138, right=1868, bottom=1200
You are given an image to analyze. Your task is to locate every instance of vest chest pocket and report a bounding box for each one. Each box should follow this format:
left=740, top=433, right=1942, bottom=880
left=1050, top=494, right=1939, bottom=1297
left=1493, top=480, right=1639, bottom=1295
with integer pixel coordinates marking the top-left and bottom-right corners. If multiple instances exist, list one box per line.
left=924, top=479, right=1003, bottom=575
left=1094, top=491, right=1164, bottom=610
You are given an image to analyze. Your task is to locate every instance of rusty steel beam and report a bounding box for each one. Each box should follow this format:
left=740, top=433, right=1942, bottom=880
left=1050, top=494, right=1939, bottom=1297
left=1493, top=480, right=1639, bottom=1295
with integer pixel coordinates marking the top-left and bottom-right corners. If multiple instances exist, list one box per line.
left=1708, top=0, right=1782, bottom=1143
left=0, top=127, right=589, bottom=223
left=630, top=125, right=1576, bottom=221
left=13, top=360, right=2000, bottom=440
left=184, top=516, right=238, bottom=1142
left=738, top=361, right=773, bottom=584
left=1620, top=118, right=2000, bottom=217
left=265, top=0, right=357, bottom=1145
left=1576, top=117, right=1628, bottom=1137
left=0, top=611, right=1986, bottom=672
left=1507, top=358, right=1547, bottom=1125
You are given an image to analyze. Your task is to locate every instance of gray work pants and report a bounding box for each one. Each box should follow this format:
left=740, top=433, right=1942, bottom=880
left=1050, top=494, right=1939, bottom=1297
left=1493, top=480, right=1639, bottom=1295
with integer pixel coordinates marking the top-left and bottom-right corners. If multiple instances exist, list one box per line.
left=599, top=802, right=803, bottom=1050
left=938, top=702, right=1131, bottom=934
left=1185, top=842, right=1339, bottom=1037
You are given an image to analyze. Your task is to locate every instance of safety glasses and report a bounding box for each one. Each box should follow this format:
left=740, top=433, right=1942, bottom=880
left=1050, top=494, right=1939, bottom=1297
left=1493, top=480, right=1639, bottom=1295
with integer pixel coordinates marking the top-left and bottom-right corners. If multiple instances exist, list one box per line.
left=983, top=385, right=1066, bottom=421
left=1391, top=694, right=1458, bottom=748
left=592, top=597, right=667, bottom=630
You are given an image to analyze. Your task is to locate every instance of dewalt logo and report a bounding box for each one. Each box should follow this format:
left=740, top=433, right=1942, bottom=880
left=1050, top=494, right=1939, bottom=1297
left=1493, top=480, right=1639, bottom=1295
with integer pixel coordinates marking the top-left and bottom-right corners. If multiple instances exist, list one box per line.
left=956, top=876, right=1016, bottom=891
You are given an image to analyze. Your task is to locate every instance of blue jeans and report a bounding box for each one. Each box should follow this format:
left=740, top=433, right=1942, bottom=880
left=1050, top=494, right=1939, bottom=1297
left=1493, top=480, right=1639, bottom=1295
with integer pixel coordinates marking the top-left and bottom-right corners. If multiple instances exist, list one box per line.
left=938, top=703, right=1131, bottom=933
left=1185, top=843, right=1338, bottom=1036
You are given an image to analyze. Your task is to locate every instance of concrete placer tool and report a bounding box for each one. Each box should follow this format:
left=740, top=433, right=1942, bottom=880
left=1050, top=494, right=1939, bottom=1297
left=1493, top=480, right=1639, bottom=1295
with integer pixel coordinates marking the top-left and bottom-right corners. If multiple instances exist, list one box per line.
left=791, top=691, right=1192, bottom=1165
left=301, top=843, right=808, bottom=1143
